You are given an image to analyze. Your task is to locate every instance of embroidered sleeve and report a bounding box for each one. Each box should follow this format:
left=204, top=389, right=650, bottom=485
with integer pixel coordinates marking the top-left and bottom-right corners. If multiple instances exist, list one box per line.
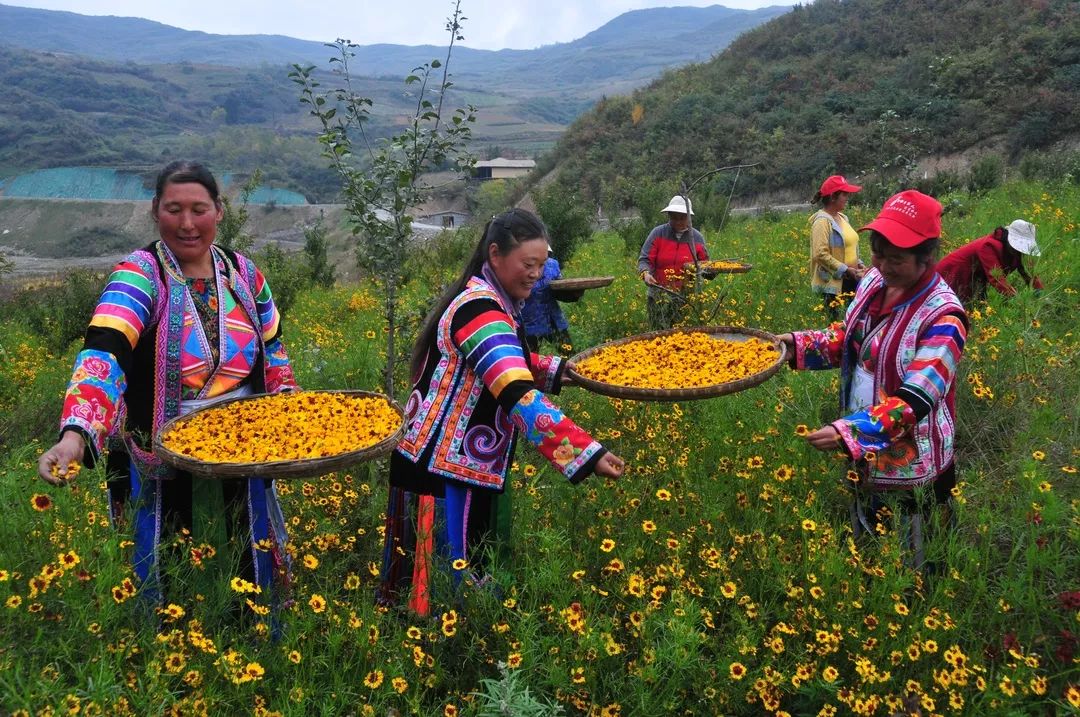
left=60, top=350, right=127, bottom=458
left=832, top=313, right=966, bottom=461
left=252, top=266, right=298, bottom=392
left=59, top=258, right=155, bottom=456
left=792, top=321, right=846, bottom=370
left=529, top=353, right=564, bottom=394
left=452, top=298, right=603, bottom=482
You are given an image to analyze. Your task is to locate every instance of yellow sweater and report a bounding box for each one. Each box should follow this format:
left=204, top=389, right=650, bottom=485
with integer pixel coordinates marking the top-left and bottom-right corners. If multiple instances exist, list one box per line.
left=809, top=210, right=860, bottom=295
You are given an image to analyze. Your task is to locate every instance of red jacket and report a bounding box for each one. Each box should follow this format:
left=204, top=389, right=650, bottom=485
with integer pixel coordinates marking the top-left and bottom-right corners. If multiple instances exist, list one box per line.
left=936, top=233, right=1042, bottom=302
left=637, top=224, right=709, bottom=290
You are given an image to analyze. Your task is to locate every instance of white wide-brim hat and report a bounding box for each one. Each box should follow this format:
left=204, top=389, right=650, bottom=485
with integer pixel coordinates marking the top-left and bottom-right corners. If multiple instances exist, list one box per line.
left=1006, top=219, right=1040, bottom=256
left=661, top=195, right=694, bottom=215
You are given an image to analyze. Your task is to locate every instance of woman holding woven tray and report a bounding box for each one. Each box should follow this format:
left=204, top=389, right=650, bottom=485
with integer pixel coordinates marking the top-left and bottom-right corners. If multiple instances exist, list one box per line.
left=380, top=208, right=625, bottom=616
left=638, top=195, right=709, bottom=329
left=779, top=190, right=968, bottom=564
left=37, top=160, right=298, bottom=605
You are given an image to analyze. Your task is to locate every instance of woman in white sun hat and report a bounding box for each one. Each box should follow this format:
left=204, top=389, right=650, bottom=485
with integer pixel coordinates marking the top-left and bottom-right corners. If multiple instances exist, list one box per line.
left=936, top=218, right=1043, bottom=302
left=637, top=194, right=710, bottom=329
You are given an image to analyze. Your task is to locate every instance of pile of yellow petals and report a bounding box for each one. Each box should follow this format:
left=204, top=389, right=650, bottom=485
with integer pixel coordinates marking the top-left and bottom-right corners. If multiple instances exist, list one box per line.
left=575, top=332, right=779, bottom=389
left=698, top=260, right=748, bottom=271
left=160, top=392, right=401, bottom=464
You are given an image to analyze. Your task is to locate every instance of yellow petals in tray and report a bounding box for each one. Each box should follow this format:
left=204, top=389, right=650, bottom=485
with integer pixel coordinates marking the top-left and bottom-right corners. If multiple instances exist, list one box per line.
left=568, top=326, right=786, bottom=401
left=685, top=260, right=753, bottom=276
left=154, top=390, right=404, bottom=478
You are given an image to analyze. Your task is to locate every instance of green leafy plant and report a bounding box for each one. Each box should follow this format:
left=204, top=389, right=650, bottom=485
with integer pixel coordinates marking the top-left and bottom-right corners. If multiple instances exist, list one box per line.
left=290, top=2, right=476, bottom=396
left=303, top=215, right=336, bottom=289
left=472, top=666, right=565, bottom=717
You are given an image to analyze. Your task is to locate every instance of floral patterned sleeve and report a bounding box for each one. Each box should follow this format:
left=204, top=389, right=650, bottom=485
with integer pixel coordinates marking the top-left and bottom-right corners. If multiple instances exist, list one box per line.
left=528, top=352, right=564, bottom=394
left=452, top=298, right=604, bottom=482
left=832, top=314, right=967, bottom=461
left=791, top=321, right=847, bottom=370
left=251, top=266, right=298, bottom=392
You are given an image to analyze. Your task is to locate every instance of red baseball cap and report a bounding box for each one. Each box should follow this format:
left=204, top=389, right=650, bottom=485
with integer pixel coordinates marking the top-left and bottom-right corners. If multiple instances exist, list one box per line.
left=859, top=190, right=942, bottom=248
left=818, top=175, right=862, bottom=196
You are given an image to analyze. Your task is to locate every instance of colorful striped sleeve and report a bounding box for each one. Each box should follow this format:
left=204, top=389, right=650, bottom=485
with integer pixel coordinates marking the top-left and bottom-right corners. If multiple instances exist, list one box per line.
left=248, top=265, right=297, bottom=392
left=452, top=298, right=604, bottom=482
left=87, top=261, right=156, bottom=349
left=252, top=267, right=282, bottom=343
left=832, top=313, right=966, bottom=461
left=453, top=306, right=536, bottom=401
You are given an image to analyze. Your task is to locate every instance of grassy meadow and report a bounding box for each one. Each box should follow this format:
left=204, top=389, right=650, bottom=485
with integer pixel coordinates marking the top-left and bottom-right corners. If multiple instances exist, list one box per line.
left=0, top=181, right=1077, bottom=715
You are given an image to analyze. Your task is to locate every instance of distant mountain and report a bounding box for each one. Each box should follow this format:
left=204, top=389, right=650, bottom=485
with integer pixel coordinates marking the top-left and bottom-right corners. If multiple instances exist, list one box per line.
left=0, top=2, right=792, bottom=196
left=0, top=3, right=790, bottom=94
left=547, top=0, right=1080, bottom=202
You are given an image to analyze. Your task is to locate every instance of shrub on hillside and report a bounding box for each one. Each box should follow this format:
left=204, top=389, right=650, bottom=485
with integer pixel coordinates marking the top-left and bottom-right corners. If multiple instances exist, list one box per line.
left=7, top=270, right=105, bottom=353
left=256, top=244, right=309, bottom=316
left=535, top=182, right=593, bottom=263
left=968, top=154, right=1005, bottom=194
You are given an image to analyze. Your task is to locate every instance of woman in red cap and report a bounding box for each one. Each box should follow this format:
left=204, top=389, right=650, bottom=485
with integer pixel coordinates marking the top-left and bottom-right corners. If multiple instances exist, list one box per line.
left=809, top=175, right=866, bottom=319
left=780, top=190, right=968, bottom=564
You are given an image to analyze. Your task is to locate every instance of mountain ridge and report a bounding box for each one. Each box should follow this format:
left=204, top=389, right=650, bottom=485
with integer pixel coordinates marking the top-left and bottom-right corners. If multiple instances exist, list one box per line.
left=0, top=2, right=789, bottom=87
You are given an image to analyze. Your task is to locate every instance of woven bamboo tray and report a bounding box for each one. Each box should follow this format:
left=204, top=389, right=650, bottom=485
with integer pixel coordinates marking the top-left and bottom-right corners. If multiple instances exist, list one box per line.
left=567, top=325, right=787, bottom=402
left=685, top=261, right=753, bottom=279
left=549, top=276, right=615, bottom=291
left=153, top=389, right=405, bottom=479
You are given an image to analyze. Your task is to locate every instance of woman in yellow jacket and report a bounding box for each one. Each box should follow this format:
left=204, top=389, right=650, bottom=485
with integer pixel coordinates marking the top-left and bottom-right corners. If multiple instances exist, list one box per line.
left=810, top=175, right=865, bottom=319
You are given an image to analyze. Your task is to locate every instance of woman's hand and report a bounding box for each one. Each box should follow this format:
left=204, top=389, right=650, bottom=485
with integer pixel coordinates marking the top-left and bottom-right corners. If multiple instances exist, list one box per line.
left=641, top=271, right=657, bottom=287
left=561, top=370, right=578, bottom=388
left=804, top=425, right=843, bottom=453
left=594, top=452, right=626, bottom=479
left=776, top=332, right=796, bottom=367
left=38, top=432, right=87, bottom=486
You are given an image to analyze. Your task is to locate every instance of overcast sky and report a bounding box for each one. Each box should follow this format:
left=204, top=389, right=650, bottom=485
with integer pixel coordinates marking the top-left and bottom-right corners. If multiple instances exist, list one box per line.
left=13, top=0, right=791, bottom=50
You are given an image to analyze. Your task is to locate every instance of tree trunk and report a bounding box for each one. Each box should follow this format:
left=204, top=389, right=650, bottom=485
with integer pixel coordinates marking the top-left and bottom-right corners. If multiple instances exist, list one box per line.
left=383, top=276, right=397, bottom=399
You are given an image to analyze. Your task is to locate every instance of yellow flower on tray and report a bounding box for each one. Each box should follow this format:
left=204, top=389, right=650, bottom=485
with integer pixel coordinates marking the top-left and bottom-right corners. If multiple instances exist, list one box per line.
left=574, top=332, right=780, bottom=390
left=699, top=260, right=748, bottom=271
left=159, top=392, right=400, bottom=464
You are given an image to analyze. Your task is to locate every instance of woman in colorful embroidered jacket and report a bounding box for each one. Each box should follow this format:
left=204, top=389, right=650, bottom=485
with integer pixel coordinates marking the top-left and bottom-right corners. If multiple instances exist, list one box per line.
left=380, top=208, right=625, bottom=616
left=779, top=191, right=967, bottom=543
left=37, top=160, right=298, bottom=604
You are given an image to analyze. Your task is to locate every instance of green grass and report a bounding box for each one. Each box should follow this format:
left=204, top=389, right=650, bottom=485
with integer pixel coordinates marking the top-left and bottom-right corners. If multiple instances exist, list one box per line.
left=0, top=181, right=1076, bottom=715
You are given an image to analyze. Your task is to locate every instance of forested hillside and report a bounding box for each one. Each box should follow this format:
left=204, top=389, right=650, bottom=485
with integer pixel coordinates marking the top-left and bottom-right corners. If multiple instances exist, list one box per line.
left=549, top=0, right=1080, bottom=202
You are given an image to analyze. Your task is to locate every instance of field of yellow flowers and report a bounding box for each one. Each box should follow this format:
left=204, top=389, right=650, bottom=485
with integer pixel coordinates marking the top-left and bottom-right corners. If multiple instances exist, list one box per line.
left=0, top=181, right=1076, bottom=716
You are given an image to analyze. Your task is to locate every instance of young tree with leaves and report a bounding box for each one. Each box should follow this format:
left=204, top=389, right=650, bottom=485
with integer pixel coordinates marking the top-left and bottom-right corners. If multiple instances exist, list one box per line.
left=290, top=1, right=476, bottom=397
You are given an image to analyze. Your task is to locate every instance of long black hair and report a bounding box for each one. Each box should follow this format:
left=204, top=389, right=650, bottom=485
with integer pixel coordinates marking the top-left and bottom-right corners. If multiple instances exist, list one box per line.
left=409, top=208, right=548, bottom=380
left=151, top=160, right=221, bottom=215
